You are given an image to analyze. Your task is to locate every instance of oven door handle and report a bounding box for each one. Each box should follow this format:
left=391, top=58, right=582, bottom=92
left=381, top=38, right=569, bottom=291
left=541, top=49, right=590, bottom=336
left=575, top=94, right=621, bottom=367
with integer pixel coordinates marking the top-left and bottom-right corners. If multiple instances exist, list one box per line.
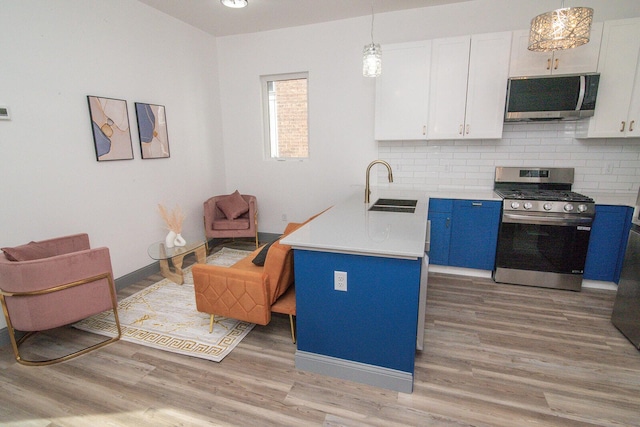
left=502, top=212, right=593, bottom=226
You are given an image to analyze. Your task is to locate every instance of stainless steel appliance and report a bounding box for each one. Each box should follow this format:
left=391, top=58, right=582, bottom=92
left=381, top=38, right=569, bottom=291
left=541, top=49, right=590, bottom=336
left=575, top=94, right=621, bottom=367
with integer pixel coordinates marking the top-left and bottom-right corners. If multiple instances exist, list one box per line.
left=611, top=189, right=640, bottom=349
left=505, top=73, right=600, bottom=122
left=493, top=167, right=595, bottom=291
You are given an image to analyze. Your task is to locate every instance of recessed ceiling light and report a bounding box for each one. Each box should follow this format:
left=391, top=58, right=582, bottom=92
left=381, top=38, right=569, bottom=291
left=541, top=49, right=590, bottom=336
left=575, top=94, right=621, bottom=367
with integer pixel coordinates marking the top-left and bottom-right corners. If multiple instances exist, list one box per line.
left=221, top=0, right=248, bottom=8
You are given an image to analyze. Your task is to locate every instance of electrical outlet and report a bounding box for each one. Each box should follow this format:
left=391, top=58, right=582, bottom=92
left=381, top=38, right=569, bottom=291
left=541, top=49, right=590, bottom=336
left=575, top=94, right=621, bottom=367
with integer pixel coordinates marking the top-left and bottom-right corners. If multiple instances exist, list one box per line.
left=334, top=271, right=347, bottom=292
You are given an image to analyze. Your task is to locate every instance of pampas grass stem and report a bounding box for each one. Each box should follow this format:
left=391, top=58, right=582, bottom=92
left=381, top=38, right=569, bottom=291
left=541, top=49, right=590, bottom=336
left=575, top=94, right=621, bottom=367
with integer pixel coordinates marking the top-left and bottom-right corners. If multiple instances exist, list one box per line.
left=158, top=204, right=185, bottom=233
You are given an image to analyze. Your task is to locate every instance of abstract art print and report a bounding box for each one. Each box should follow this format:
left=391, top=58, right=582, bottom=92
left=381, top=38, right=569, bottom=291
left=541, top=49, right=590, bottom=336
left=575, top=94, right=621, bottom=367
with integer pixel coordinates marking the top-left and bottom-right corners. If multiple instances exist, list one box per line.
left=135, top=102, right=170, bottom=159
left=87, top=96, right=134, bottom=161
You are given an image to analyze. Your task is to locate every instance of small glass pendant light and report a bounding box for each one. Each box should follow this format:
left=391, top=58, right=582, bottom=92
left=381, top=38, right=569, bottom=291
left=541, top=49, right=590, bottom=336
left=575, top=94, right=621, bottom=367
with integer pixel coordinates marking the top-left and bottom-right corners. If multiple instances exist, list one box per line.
left=363, top=43, right=382, bottom=77
left=363, top=4, right=381, bottom=77
left=528, top=1, right=593, bottom=51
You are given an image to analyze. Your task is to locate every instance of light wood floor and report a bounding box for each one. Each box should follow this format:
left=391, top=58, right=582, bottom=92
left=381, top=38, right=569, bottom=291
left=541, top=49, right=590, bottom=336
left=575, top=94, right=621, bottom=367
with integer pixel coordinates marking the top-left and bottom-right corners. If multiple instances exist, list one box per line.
left=1, top=247, right=639, bottom=426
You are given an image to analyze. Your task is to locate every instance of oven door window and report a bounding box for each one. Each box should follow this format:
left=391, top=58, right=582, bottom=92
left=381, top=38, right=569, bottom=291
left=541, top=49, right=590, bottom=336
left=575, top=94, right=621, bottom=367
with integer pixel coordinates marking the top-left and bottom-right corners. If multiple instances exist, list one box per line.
left=496, top=222, right=591, bottom=274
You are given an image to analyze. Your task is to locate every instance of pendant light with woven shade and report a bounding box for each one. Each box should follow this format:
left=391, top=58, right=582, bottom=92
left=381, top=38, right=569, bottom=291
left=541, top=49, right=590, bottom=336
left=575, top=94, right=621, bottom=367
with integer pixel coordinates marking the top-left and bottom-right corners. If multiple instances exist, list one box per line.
left=528, top=1, right=593, bottom=51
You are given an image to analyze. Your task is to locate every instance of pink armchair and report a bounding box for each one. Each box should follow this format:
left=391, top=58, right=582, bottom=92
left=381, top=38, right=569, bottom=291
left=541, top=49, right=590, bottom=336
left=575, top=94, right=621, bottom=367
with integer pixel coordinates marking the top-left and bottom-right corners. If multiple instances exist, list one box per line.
left=0, top=233, right=121, bottom=366
left=204, top=192, right=258, bottom=249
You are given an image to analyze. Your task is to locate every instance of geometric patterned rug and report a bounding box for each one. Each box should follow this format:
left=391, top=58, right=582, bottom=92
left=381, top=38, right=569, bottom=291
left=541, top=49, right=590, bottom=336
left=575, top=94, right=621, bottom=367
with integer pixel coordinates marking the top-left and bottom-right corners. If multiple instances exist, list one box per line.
left=74, top=247, right=254, bottom=362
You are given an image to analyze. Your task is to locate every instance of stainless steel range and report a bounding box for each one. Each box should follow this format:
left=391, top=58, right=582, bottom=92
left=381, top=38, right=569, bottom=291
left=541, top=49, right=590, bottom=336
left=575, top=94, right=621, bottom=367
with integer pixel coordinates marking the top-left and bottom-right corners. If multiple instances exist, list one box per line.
left=493, top=167, right=595, bottom=291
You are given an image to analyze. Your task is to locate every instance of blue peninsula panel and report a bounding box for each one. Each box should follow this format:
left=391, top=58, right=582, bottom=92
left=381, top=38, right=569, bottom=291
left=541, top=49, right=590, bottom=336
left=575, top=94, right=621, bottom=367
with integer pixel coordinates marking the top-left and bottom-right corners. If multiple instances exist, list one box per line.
left=294, top=249, right=421, bottom=373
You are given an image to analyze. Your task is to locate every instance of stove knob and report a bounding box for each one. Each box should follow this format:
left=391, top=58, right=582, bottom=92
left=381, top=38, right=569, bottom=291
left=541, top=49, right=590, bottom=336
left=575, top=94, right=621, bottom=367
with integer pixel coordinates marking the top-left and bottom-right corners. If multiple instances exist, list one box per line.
left=523, top=202, right=533, bottom=210
left=543, top=203, right=553, bottom=211
left=578, top=204, right=588, bottom=213
left=564, top=203, right=574, bottom=212
left=510, top=201, right=520, bottom=209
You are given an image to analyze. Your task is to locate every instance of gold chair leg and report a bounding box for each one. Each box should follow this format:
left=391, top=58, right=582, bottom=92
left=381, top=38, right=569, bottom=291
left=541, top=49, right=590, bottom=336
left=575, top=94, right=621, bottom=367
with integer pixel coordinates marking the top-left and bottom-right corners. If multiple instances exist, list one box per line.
left=289, top=314, right=296, bottom=344
left=209, top=314, right=229, bottom=333
left=0, top=272, right=122, bottom=366
left=255, top=209, right=259, bottom=248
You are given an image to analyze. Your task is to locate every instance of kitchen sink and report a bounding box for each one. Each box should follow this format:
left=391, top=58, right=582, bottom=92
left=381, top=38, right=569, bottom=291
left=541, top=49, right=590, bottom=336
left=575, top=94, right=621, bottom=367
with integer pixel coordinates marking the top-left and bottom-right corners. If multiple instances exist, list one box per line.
left=373, top=198, right=417, bottom=207
left=368, top=198, right=417, bottom=213
left=369, top=205, right=416, bottom=213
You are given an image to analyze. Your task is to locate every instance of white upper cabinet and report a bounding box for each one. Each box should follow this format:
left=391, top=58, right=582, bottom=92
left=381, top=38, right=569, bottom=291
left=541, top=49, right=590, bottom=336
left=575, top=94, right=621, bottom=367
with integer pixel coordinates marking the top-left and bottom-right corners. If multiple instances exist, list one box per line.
left=509, top=22, right=603, bottom=77
left=583, top=18, right=640, bottom=138
left=428, top=32, right=512, bottom=140
left=374, top=41, right=431, bottom=140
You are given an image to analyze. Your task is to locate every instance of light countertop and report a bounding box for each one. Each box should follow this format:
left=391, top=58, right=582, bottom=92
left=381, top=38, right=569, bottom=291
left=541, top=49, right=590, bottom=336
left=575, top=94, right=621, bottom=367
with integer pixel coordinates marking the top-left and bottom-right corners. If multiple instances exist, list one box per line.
left=425, top=189, right=639, bottom=206
left=281, top=188, right=429, bottom=259
left=423, top=188, right=638, bottom=207
left=281, top=187, right=639, bottom=259
left=425, top=190, right=502, bottom=201
left=583, top=190, right=638, bottom=207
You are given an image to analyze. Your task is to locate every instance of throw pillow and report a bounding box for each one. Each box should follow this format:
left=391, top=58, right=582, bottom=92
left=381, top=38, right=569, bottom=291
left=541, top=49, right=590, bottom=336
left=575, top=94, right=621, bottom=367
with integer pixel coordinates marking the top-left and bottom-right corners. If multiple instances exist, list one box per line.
left=2, top=241, right=56, bottom=262
left=252, top=240, right=275, bottom=266
left=217, top=190, right=249, bottom=220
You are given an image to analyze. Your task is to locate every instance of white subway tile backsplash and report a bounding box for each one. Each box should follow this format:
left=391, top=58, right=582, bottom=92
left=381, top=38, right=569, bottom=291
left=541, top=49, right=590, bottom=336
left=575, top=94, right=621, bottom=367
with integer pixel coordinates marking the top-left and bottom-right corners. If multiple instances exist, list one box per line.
left=378, top=122, right=640, bottom=194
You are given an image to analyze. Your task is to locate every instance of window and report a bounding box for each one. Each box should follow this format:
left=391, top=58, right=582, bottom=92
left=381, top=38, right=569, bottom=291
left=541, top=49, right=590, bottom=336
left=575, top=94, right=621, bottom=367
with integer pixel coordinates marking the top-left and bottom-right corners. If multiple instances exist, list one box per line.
left=261, top=73, right=309, bottom=160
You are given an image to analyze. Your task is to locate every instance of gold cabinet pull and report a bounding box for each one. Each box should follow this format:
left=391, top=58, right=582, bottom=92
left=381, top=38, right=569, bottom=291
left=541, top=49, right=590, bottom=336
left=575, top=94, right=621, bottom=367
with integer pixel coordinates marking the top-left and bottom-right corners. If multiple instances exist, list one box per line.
left=459, top=124, right=463, bottom=135
left=554, top=58, right=559, bottom=70
left=547, top=58, right=551, bottom=70
left=630, top=120, right=635, bottom=132
left=465, top=124, right=470, bottom=135
left=620, top=121, right=626, bottom=132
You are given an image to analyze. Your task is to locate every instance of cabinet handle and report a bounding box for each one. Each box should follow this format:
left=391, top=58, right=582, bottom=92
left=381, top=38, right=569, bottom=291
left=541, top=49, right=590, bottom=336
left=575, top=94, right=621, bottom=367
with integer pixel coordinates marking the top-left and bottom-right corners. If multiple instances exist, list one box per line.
left=630, top=120, right=635, bottom=132
left=465, top=124, right=470, bottom=135
left=459, top=124, right=463, bottom=135
left=446, top=217, right=451, bottom=229
left=422, top=125, right=426, bottom=135
left=547, top=58, right=551, bottom=70
left=620, top=121, right=626, bottom=132
left=554, top=58, right=559, bottom=70
left=472, top=202, right=483, bottom=207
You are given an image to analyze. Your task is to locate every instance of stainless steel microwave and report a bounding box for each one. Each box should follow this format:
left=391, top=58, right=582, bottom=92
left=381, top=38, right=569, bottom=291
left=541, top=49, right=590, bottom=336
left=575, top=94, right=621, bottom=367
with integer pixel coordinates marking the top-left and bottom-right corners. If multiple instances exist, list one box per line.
left=505, top=73, right=600, bottom=122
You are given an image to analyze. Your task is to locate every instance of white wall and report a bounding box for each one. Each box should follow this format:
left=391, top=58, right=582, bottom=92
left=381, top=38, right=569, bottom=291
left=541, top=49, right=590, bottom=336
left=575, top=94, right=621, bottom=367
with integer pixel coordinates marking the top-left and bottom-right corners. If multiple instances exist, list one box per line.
left=217, top=0, right=640, bottom=232
left=216, top=20, right=380, bottom=231
left=0, top=0, right=226, bottom=329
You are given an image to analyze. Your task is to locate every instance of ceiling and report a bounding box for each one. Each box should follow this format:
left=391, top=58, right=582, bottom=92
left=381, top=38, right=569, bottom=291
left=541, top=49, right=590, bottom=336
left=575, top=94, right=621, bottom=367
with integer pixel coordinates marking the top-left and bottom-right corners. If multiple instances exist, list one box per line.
left=136, top=0, right=473, bottom=37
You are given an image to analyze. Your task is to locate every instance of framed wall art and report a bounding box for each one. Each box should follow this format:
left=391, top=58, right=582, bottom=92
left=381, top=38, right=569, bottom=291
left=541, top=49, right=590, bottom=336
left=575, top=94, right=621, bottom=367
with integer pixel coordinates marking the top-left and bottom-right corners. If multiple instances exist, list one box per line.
left=135, top=102, right=170, bottom=159
left=87, top=96, right=134, bottom=161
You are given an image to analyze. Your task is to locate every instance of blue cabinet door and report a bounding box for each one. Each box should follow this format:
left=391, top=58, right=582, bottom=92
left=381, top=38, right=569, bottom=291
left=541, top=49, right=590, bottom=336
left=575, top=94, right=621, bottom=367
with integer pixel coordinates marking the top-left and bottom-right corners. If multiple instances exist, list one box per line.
left=428, top=212, right=452, bottom=265
left=584, top=205, right=633, bottom=283
left=449, top=200, right=502, bottom=270
left=428, top=199, right=453, bottom=265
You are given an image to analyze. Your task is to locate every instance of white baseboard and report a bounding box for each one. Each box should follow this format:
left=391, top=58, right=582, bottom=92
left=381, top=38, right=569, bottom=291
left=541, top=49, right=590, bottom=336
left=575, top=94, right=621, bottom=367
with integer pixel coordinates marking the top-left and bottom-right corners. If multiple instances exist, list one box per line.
left=428, top=264, right=492, bottom=278
left=295, top=350, right=413, bottom=393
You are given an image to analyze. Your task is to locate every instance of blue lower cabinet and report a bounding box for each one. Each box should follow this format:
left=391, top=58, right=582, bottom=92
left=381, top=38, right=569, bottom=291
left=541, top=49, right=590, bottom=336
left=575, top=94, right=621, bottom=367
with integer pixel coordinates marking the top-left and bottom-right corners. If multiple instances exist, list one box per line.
left=449, top=200, right=501, bottom=270
left=427, top=199, right=453, bottom=266
left=428, top=211, right=452, bottom=265
left=584, top=205, right=633, bottom=283
left=428, top=198, right=501, bottom=270
left=294, top=249, right=420, bottom=374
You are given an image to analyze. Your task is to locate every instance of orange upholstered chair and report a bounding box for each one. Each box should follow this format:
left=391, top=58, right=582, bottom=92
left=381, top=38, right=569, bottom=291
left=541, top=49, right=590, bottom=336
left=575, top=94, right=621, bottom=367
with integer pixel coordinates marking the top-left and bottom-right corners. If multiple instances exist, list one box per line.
left=193, top=208, right=330, bottom=343
left=192, top=222, right=301, bottom=342
left=0, top=233, right=121, bottom=366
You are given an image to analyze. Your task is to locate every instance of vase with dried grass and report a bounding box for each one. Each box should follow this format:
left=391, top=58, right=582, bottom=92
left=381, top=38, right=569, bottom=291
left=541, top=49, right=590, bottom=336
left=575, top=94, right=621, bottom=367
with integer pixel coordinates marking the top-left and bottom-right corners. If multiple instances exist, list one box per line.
left=158, top=204, right=186, bottom=248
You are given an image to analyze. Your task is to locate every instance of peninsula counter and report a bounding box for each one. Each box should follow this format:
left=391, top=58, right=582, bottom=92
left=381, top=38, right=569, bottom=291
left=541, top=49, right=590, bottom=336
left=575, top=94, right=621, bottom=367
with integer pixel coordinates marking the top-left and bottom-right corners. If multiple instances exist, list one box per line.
left=281, top=189, right=429, bottom=392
